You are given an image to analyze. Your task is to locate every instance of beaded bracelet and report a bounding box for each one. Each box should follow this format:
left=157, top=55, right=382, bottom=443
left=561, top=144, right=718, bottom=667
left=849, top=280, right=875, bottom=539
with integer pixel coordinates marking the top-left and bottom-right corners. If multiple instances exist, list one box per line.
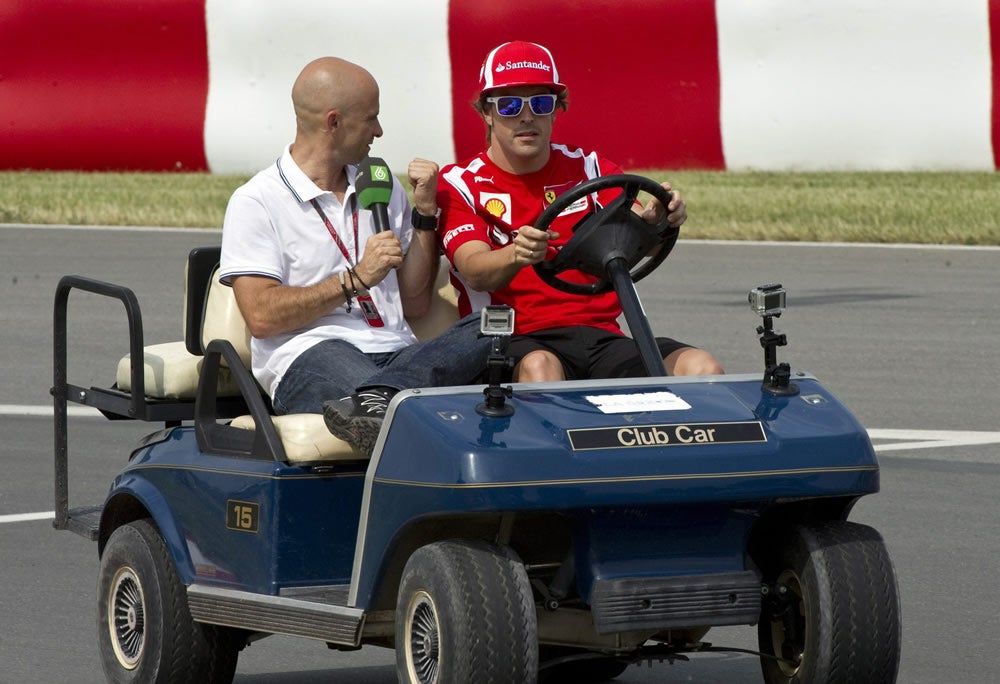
left=346, top=269, right=359, bottom=297
left=338, top=271, right=353, bottom=312
left=349, top=267, right=372, bottom=292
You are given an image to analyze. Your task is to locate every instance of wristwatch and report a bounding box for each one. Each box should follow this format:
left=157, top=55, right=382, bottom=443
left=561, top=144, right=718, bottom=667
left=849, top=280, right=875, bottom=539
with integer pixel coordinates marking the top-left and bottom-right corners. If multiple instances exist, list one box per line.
left=411, top=206, right=439, bottom=231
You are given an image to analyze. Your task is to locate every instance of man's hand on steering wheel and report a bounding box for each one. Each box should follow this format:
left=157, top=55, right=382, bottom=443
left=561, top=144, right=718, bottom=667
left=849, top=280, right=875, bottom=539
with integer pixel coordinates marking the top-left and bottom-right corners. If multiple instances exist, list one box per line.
left=638, top=181, right=687, bottom=228
left=532, top=174, right=683, bottom=295
left=511, top=225, right=559, bottom=267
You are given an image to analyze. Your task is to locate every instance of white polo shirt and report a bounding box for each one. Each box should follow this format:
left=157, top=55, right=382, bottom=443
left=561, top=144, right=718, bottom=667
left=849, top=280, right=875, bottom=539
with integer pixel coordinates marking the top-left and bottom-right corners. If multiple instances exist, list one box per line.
left=219, top=145, right=418, bottom=399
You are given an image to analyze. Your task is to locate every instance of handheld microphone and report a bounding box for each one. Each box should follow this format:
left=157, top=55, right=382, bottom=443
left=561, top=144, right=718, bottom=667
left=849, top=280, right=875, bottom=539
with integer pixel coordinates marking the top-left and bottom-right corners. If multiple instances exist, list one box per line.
left=355, top=157, right=394, bottom=233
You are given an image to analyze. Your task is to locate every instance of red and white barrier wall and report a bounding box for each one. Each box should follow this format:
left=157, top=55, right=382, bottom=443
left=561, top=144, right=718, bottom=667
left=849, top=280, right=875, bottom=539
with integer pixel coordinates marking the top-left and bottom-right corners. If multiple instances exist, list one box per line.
left=2, top=0, right=998, bottom=173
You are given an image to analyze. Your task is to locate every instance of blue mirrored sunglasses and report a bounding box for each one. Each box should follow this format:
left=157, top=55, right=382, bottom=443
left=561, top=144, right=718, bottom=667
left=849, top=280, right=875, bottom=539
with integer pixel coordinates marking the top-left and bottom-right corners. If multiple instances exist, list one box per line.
left=485, top=94, right=558, bottom=117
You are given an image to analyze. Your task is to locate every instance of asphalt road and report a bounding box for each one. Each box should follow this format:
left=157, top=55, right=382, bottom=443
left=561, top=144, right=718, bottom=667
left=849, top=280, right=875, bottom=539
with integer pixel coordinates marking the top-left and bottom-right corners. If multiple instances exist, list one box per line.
left=1, top=225, right=998, bottom=682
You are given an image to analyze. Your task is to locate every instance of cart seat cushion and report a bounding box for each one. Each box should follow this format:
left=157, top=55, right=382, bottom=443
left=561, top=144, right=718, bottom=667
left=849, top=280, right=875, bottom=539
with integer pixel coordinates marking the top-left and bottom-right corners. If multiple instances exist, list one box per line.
left=116, top=341, right=241, bottom=400
left=229, top=413, right=361, bottom=462
left=202, top=270, right=251, bottom=368
left=116, top=267, right=251, bottom=400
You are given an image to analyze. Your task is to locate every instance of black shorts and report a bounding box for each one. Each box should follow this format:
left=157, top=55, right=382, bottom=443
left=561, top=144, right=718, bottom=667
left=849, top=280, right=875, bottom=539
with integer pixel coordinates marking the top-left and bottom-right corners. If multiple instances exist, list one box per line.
left=506, top=326, right=692, bottom=380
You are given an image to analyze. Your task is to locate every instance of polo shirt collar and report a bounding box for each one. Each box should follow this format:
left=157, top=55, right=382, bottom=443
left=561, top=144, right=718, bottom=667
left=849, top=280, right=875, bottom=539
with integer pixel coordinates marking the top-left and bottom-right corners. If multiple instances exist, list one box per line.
left=276, top=144, right=357, bottom=205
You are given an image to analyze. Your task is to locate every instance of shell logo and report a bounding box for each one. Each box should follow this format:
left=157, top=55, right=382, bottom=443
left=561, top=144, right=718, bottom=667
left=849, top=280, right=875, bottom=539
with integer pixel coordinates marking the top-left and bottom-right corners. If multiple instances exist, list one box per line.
left=480, top=192, right=512, bottom=222
left=485, top=197, right=507, bottom=218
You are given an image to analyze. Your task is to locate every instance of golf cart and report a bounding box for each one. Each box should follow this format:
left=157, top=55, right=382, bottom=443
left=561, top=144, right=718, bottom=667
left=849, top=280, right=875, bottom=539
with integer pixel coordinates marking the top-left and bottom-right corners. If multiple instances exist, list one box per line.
left=53, top=174, right=901, bottom=683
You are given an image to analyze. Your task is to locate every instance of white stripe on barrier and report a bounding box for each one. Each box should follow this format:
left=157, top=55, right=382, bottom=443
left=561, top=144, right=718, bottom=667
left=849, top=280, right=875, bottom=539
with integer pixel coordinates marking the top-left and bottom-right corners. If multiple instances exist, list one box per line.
left=717, top=0, right=995, bottom=170
left=203, top=0, right=455, bottom=176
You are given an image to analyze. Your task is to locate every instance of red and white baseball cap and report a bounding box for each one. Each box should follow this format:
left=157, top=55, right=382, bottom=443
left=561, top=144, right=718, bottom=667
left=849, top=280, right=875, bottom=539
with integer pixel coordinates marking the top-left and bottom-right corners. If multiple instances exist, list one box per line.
left=478, top=41, right=567, bottom=95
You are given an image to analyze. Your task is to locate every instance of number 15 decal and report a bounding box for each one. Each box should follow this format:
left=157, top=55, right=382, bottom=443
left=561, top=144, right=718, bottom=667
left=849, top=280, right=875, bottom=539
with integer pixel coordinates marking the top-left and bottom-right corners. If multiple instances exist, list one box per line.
left=227, top=500, right=260, bottom=533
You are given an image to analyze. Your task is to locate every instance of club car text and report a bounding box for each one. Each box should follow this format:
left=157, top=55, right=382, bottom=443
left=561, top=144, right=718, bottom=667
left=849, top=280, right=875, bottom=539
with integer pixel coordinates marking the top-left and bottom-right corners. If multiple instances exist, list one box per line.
left=567, top=421, right=767, bottom=451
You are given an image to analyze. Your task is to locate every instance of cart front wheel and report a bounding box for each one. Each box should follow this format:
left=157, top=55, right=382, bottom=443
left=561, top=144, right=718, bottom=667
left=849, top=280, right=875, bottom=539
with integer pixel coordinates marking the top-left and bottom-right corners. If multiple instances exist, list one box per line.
left=396, top=539, right=538, bottom=683
left=98, top=519, right=242, bottom=684
left=756, top=520, right=901, bottom=684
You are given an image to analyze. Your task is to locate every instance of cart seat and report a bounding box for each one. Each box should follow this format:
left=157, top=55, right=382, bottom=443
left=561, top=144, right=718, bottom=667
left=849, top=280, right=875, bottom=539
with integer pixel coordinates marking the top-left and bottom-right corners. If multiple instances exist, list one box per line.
left=116, top=247, right=249, bottom=400
left=226, top=264, right=458, bottom=462
left=117, top=246, right=459, bottom=464
left=228, top=413, right=354, bottom=462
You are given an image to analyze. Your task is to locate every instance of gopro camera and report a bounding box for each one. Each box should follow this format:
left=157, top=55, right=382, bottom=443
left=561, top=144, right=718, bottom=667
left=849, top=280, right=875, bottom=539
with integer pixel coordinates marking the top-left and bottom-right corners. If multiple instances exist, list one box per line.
left=748, top=284, right=786, bottom=316
left=480, top=305, right=515, bottom=336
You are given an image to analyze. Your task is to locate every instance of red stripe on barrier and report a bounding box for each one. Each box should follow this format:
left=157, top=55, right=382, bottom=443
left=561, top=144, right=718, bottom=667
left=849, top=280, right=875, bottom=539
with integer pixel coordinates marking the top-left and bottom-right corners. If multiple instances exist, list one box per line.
left=991, top=0, right=1000, bottom=170
left=447, top=0, right=724, bottom=170
left=0, top=0, right=208, bottom=172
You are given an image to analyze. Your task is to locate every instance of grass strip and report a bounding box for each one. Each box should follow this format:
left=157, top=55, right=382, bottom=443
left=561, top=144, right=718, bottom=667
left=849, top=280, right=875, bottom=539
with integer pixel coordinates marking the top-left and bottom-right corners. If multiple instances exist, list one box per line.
left=1, top=170, right=997, bottom=245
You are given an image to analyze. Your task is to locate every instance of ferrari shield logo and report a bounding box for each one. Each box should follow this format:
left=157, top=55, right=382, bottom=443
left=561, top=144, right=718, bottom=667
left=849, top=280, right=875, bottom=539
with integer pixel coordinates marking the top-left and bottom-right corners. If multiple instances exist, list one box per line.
left=543, top=181, right=585, bottom=213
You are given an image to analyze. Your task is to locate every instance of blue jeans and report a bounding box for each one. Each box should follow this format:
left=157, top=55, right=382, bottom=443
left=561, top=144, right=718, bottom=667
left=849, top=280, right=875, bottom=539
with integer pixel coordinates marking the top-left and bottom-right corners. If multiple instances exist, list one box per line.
left=273, top=312, right=491, bottom=415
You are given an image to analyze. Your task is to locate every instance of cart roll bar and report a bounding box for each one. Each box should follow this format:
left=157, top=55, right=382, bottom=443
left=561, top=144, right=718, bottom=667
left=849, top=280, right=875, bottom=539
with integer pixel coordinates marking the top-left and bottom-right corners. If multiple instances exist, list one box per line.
left=52, top=275, right=146, bottom=532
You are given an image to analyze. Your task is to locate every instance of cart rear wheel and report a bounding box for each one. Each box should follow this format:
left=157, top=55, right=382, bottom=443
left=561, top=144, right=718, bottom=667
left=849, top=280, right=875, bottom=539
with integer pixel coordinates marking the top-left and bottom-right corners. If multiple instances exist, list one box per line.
left=396, top=539, right=538, bottom=683
left=756, top=520, right=900, bottom=684
left=98, top=519, right=242, bottom=684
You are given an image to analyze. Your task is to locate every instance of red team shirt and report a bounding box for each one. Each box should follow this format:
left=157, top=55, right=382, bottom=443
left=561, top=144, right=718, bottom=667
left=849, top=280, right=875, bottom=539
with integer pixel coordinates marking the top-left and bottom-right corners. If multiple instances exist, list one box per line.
left=437, top=143, right=628, bottom=335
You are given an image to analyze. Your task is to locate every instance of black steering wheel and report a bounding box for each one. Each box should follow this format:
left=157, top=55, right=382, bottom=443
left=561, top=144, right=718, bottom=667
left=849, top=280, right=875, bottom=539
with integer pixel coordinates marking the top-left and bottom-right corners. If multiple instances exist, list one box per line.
left=533, top=174, right=680, bottom=295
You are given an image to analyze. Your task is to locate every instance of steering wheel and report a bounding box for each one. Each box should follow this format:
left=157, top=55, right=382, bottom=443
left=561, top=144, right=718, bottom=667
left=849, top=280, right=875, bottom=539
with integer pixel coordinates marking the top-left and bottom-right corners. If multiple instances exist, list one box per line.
left=533, top=174, right=680, bottom=295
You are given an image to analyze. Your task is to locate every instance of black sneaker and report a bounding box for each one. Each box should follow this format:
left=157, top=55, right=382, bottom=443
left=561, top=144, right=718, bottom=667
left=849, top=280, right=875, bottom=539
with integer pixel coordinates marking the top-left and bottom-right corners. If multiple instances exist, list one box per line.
left=322, top=388, right=393, bottom=455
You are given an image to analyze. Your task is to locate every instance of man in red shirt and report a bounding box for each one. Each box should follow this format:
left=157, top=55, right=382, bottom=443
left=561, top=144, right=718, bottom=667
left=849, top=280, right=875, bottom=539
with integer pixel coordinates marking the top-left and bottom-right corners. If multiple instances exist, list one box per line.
left=437, top=40, right=723, bottom=381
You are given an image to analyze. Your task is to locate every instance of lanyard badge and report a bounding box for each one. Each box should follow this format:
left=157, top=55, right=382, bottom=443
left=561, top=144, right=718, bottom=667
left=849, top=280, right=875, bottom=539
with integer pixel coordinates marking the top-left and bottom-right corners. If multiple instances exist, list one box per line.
left=311, top=197, right=385, bottom=328
left=357, top=294, right=384, bottom=327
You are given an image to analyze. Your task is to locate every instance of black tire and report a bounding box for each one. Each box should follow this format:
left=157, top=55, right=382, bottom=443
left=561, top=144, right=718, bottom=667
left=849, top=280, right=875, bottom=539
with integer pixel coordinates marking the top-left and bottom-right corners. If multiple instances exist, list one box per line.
left=98, top=519, right=242, bottom=684
left=395, top=539, right=538, bottom=683
left=756, top=521, right=901, bottom=684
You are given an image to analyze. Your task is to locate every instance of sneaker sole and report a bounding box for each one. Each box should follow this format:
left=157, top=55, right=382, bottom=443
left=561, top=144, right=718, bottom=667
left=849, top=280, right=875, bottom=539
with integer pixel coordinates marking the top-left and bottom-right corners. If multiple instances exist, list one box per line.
left=322, top=404, right=383, bottom=456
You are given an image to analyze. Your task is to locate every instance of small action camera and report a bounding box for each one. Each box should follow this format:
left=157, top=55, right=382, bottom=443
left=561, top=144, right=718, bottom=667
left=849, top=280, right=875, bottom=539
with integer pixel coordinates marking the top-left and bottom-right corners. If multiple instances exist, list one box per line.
left=480, top=305, right=515, bottom=337
left=748, top=284, right=786, bottom=317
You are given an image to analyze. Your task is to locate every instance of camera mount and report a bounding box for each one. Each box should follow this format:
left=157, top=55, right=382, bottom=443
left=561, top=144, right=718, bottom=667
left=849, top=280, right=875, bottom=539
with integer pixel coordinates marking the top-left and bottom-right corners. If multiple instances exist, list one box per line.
left=750, top=285, right=799, bottom=396
left=477, top=306, right=516, bottom=417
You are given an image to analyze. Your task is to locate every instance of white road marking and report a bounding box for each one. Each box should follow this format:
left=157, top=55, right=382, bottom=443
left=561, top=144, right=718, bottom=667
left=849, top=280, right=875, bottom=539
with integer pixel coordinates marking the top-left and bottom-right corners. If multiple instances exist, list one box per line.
left=3, top=409, right=998, bottom=527
left=0, top=511, right=54, bottom=523
left=0, top=404, right=101, bottom=417
left=868, top=429, right=1000, bottom=454
left=5, top=404, right=1000, bottom=449
left=869, top=428, right=1000, bottom=450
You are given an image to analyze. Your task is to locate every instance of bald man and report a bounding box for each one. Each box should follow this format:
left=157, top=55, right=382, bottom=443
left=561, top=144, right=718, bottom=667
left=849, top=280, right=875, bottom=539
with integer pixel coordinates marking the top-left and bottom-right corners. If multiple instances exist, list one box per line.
left=219, top=57, right=490, bottom=455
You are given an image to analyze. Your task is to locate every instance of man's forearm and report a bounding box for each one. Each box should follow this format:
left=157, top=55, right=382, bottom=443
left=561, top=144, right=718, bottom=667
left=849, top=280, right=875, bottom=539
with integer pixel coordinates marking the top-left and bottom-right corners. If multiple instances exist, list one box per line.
left=234, top=275, right=346, bottom=339
left=455, top=243, right=522, bottom=293
left=398, top=229, right=439, bottom=317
